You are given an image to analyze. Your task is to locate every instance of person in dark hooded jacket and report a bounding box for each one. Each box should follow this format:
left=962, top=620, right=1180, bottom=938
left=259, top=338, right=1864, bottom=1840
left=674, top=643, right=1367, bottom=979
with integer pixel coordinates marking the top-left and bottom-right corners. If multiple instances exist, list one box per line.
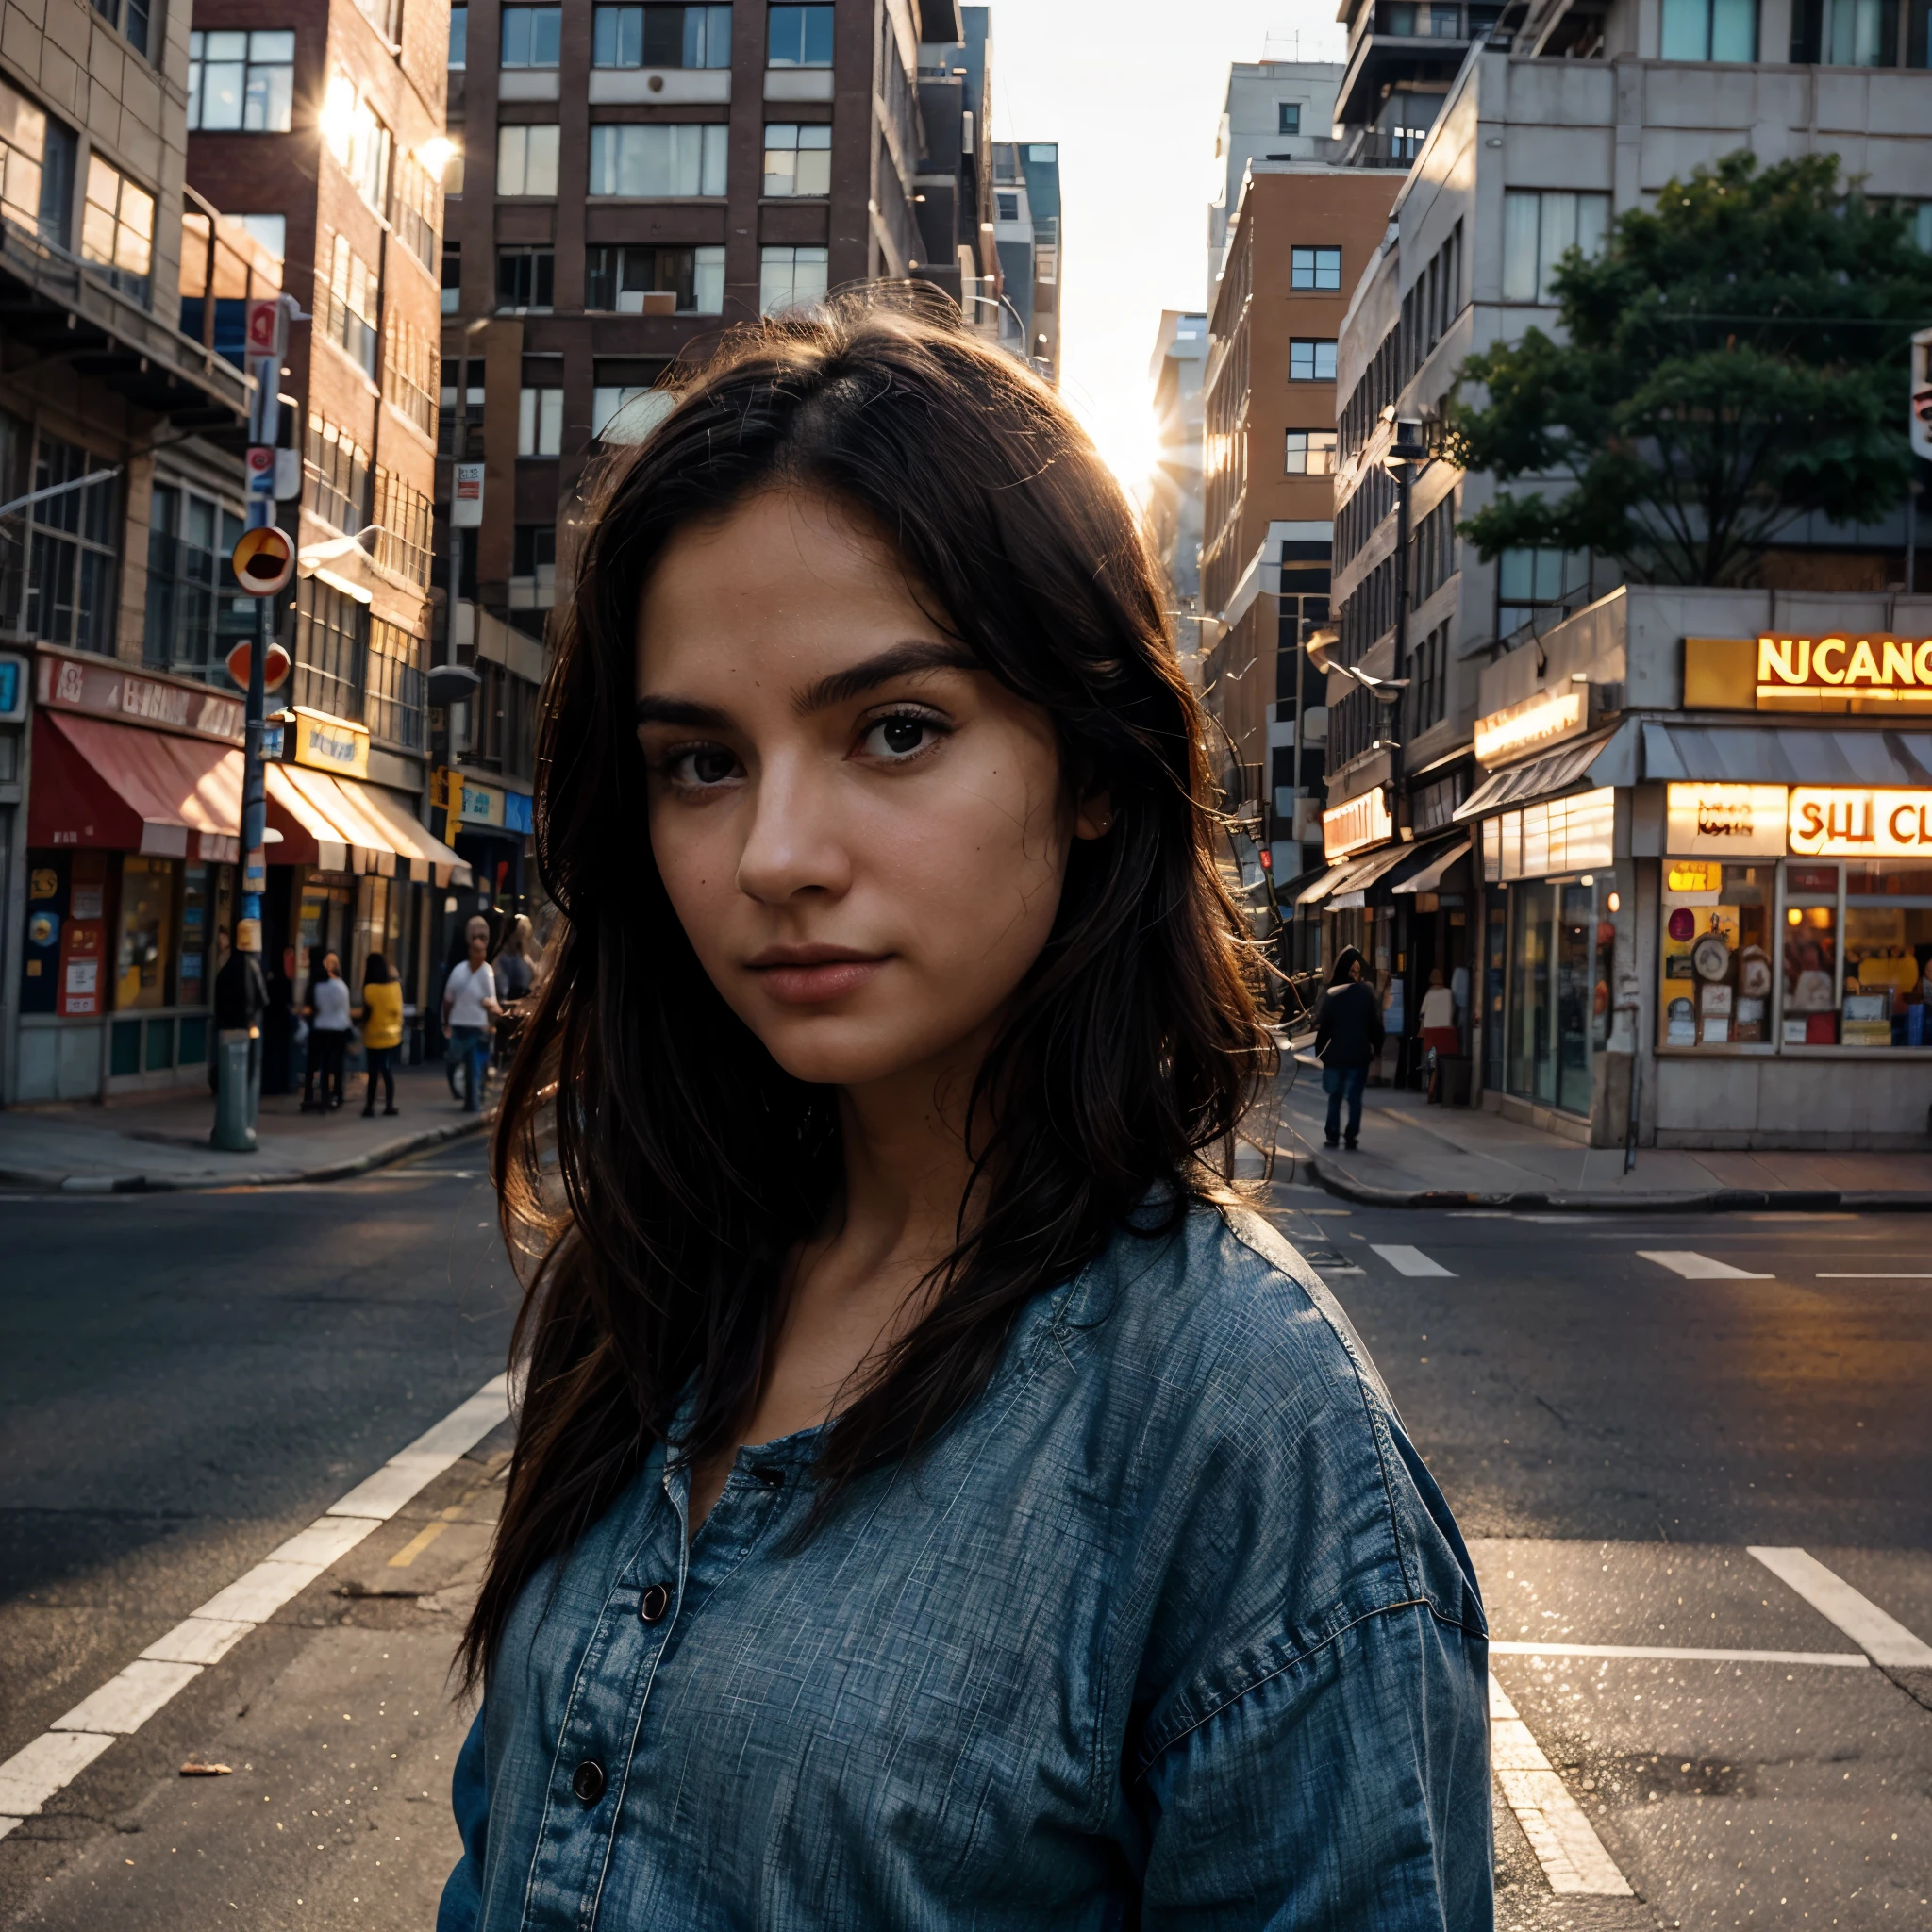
left=1313, top=945, right=1384, bottom=1149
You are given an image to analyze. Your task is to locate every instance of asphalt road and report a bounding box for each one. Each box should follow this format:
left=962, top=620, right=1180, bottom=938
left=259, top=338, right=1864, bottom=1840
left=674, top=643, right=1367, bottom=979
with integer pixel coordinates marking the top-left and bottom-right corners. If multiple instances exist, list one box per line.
left=3, top=1148, right=1929, bottom=1928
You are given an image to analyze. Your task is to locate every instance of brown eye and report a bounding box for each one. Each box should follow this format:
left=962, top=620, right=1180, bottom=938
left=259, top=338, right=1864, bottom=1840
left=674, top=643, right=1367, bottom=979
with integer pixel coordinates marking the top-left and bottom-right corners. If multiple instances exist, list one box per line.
left=691, top=747, right=737, bottom=784
left=858, top=713, right=945, bottom=760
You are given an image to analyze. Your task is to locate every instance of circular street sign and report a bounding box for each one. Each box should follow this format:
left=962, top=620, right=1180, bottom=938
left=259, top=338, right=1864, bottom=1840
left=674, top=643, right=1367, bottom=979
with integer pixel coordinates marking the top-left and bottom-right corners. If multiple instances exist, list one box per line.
left=225, top=638, right=292, bottom=692
left=231, top=525, right=295, bottom=596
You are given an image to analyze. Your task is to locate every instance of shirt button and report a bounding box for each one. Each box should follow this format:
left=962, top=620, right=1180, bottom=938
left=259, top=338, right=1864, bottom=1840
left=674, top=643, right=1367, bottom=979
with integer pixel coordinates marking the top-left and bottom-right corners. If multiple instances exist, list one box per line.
left=639, top=1582, right=672, bottom=1624
left=572, top=1759, right=606, bottom=1805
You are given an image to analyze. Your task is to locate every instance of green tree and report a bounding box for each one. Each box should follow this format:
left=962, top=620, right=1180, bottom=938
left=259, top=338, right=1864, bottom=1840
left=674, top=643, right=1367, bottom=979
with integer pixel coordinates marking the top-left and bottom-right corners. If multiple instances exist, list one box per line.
left=1444, top=152, right=1932, bottom=588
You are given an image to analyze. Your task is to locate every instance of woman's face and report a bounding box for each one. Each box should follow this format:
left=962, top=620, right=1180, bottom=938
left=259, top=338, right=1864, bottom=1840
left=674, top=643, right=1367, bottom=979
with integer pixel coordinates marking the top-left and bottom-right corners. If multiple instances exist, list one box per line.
left=636, top=489, right=1099, bottom=1092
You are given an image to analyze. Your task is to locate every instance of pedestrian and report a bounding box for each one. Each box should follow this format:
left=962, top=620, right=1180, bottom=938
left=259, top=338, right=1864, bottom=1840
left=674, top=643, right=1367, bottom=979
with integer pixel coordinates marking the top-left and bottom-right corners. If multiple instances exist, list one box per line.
left=1418, top=966, right=1459, bottom=1104
left=358, top=951, right=403, bottom=1117
left=492, top=913, right=537, bottom=1002
left=209, top=925, right=268, bottom=1125
left=1313, top=944, right=1384, bottom=1150
left=440, top=294, right=1488, bottom=1930
left=441, top=917, right=501, bottom=1113
left=303, top=952, right=353, bottom=1111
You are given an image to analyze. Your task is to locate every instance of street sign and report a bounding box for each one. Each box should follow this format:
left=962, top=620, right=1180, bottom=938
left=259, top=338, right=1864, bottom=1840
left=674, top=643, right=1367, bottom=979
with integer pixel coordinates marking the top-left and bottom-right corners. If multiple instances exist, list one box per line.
left=245, top=445, right=275, bottom=500
left=1913, top=327, right=1932, bottom=462
left=452, top=461, right=485, bottom=528
left=246, top=358, right=281, bottom=445
left=232, top=525, right=295, bottom=597
left=244, top=295, right=288, bottom=359
left=225, top=637, right=292, bottom=691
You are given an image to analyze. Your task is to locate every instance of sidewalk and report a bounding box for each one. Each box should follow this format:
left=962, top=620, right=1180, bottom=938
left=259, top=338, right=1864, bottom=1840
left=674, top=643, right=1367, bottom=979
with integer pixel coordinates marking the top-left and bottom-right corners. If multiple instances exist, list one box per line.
left=1263, top=1047, right=1932, bottom=1211
left=0, top=1058, right=491, bottom=1192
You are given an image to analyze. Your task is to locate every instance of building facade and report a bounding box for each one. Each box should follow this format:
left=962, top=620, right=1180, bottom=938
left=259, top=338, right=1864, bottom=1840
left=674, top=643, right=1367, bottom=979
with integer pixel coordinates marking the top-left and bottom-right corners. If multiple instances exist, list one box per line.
left=989, top=138, right=1057, bottom=380
left=1147, top=308, right=1207, bottom=678
left=185, top=0, right=464, bottom=1064
left=1206, top=58, right=1342, bottom=290
left=1314, top=10, right=1932, bottom=1143
left=1, top=0, right=272, bottom=1104
left=1198, top=162, right=1396, bottom=947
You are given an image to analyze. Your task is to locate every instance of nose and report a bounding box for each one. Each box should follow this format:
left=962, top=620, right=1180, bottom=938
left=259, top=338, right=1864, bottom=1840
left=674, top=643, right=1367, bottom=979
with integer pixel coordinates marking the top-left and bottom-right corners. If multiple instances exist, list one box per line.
left=734, top=751, right=852, bottom=905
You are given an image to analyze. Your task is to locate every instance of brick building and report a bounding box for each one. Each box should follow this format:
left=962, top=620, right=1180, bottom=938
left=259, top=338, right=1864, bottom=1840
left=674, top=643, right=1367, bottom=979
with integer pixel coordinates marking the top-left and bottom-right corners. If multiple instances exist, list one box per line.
left=1198, top=159, right=1396, bottom=945
left=186, top=0, right=464, bottom=1051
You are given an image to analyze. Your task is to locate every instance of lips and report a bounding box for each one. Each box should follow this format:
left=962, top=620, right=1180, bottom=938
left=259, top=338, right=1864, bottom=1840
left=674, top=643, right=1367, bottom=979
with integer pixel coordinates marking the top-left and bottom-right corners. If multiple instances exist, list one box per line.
left=746, top=946, right=890, bottom=1006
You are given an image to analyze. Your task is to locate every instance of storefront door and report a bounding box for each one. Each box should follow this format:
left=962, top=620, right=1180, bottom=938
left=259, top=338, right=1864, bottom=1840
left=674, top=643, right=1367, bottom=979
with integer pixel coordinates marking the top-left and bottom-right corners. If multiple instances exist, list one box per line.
left=1507, top=881, right=1554, bottom=1102
left=1556, top=882, right=1596, bottom=1116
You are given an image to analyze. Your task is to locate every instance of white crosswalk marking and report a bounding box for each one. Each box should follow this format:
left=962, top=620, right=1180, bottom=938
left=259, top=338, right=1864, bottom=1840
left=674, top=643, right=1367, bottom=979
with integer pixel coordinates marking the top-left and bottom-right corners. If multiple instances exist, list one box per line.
left=1748, top=1547, right=1932, bottom=1669
left=1489, top=1674, right=1634, bottom=1896
left=1637, top=1249, right=1773, bottom=1280
left=1371, top=1243, right=1456, bottom=1277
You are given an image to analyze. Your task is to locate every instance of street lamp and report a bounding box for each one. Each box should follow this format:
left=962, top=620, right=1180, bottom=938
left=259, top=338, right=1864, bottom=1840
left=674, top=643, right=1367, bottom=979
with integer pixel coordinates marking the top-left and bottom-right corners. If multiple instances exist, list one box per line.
left=1379, top=404, right=1431, bottom=833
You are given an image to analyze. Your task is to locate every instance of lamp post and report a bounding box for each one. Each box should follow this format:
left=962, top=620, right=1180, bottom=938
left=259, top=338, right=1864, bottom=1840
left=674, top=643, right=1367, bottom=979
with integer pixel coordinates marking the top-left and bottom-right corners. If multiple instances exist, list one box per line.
left=1380, top=405, right=1431, bottom=836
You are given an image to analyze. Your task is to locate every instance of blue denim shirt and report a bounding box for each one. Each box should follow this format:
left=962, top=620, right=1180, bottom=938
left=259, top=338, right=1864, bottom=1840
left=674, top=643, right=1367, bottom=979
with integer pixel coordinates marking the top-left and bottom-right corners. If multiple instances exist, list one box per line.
left=440, top=1202, right=1491, bottom=1929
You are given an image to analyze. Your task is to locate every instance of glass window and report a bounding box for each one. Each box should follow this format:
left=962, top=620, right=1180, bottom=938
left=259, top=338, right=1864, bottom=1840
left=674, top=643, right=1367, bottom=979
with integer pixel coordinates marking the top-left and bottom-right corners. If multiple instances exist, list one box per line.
left=26, top=437, right=117, bottom=653
left=497, top=246, right=555, bottom=308
left=320, top=233, right=380, bottom=377
left=595, top=5, right=732, bottom=65
left=80, top=156, right=155, bottom=304
left=1291, top=245, right=1342, bottom=291
left=1780, top=862, right=1840, bottom=1046
left=441, top=239, right=461, bottom=314
left=392, top=150, right=441, bottom=275
left=144, top=485, right=248, bottom=681
left=1824, top=0, right=1888, bottom=63
left=767, top=3, right=833, bottom=65
left=585, top=242, right=724, bottom=311
left=1501, top=189, right=1610, bottom=303
left=758, top=243, right=827, bottom=314
left=1277, top=102, right=1301, bottom=134
left=293, top=575, right=370, bottom=722
left=1496, top=544, right=1589, bottom=638
left=588, top=123, right=728, bottom=196
left=1660, top=0, right=1757, bottom=57
left=449, top=5, right=467, bottom=64
left=1284, top=429, right=1338, bottom=475
left=498, top=124, right=561, bottom=197
left=304, top=413, right=372, bottom=534
left=1658, top=861, right=1774, bottom=1049
left=762, top=122, right=831, bottom=195
left=116, top=856, right=176, bottom=1010
left=1843, top=864, right=1932, bottom=1047
left=189, top=31, right=294, bottom=132
left=1289, top=339, right=1336, bottom=381
left=1507, top=879, right=1555, bottom=1101
left=365, top=618, right=424, bottom=750
left=0, top=77, right=47, bottom=235
left=995, top=190, right=1021, bottom=221
left=501, top=6, right=562, bottom=64
left=324, top=75, right=391, bottom=210
left=518, top=386, right=564, bottom=456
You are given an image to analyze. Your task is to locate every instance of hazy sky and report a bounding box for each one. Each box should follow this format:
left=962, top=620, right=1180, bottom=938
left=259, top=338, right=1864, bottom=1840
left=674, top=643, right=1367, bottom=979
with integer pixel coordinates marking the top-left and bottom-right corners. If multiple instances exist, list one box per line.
left=990, top=0, right=1347, bottom=498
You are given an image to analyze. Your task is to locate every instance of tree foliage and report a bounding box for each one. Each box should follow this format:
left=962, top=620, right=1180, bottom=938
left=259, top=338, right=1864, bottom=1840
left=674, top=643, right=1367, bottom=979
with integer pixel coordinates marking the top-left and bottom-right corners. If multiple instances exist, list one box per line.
left=1442, top=152, right=1932, bottom=587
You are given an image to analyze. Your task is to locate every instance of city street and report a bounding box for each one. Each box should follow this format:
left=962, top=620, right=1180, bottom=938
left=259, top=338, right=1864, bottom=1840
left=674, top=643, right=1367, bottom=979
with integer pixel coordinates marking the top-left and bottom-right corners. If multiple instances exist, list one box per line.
left=3, top=1153, right=1929, bottom=1927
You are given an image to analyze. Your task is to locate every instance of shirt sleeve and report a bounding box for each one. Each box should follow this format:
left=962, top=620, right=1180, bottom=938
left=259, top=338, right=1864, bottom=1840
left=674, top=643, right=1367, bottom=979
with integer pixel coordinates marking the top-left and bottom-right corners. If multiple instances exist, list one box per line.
left=1136, top=1601, right=1491, bottom=1930
left=437, top=1706, right=490, bottom=1932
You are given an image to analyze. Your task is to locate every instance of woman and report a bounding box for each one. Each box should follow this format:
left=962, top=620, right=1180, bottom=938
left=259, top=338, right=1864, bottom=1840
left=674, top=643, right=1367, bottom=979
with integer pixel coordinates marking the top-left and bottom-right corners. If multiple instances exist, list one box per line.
left=358, top=952, right=403, bottom=1117
left=1418, top=965, right=1459, bottom=1104
left=442, top=294, right=1489, bottom=1930
left=1313, top=946, right=1385, bottom=1150
left=303, top=951, right=352, bottom=1111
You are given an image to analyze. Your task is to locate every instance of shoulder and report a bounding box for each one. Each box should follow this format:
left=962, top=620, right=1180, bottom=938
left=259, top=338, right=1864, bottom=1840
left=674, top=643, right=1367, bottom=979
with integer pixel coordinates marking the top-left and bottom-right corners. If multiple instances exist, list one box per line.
left=1049, top=1200, right=1484, bottom=1749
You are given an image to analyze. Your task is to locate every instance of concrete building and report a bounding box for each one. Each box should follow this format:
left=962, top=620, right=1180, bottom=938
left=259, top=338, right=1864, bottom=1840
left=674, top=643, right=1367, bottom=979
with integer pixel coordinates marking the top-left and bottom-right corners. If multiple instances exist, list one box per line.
left=1312, top=6, right=1932, bottom=1145
left=1146, top=308, right=1207, bottom=678
left=1207, top=59, right=1342, bottom=291
left=913, top=5, right=994, bottom=320
left=1198, top=161, right=1396, bottom=947
left=437, top=0, right=969, bottom=898
left=1, top=0, right=274, bottom=1103
left=186, top=0, right=466, bottom=1054
left=990, top=138, right=1058, bottom=380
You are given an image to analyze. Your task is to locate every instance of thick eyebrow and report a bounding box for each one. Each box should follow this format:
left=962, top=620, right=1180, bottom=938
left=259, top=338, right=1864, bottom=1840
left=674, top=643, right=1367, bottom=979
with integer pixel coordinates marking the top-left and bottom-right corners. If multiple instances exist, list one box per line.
left=634, top=639, right=978, bottom=733
left=792, top=640, right=980, bottom=716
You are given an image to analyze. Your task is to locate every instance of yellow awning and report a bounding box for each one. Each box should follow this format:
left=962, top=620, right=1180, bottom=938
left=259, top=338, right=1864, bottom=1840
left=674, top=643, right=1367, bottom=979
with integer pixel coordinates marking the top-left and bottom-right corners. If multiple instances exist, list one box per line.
left=340, top=777, right=473, bottom=887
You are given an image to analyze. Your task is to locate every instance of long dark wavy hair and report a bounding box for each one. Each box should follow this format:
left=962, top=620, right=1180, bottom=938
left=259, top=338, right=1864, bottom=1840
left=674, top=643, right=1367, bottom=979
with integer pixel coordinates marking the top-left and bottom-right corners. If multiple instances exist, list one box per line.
left=460, top=288, right=1273, bottom=1688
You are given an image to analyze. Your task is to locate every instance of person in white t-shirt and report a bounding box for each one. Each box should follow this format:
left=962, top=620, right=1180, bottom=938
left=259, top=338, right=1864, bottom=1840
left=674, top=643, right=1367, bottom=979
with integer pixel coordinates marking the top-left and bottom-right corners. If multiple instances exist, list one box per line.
left=303, top=952, right=355, bottom=1111
left=441, top=917, right=504, bottom=1113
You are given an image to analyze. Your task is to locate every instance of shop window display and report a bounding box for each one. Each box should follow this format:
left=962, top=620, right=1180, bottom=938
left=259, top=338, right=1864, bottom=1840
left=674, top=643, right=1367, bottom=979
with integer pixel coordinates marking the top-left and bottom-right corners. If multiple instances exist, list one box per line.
left=1661, top=860, right=1774, bottom=1049
left=1842, top=864, right=1932, bottom=1048
left=1780, top=863, right=1839, bottom=1046
left=116, top=856, right=175, bottom=1010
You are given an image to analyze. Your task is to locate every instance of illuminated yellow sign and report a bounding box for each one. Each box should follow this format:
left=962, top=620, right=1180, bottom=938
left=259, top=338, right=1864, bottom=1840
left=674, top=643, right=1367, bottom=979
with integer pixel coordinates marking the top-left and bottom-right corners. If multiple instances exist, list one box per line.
left=1665, top=859, right=1723, bottom=893
left=1788, top=787, right=1932, bottom=858
left=1664, top=783, right=1789, bottom=857
left=1684, top=635, right=1932, bottom=713
left=291, top=707, right=369, bottom=779
left=1323, top=788, right=1393, bottom=860
left=1473, top=685, right=1588, bottom=767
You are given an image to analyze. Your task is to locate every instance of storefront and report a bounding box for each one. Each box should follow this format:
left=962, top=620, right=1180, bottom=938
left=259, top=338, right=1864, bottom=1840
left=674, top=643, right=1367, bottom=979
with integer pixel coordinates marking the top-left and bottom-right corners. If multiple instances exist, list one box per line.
left=18, top=646, right=245, bottom=1100
left=434, top=766, right=534, bottom=915
left=1459, top=590, right=1932, bottom=1148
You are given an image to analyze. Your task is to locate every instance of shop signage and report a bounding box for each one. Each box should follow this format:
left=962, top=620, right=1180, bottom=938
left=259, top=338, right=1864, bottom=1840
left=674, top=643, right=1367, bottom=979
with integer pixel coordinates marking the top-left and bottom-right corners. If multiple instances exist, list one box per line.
left=289, top=707, right=370, bottom=780
left=0, top=651, right=24, bottom=723
left=37, top=650, right=243, bottom=741
left=1322, top=787, right=1392, bottom=860
left=1787, top=786, right=1932, bottom=858
left=1473, top=683, right=1589, bottom=767
left=1684, top=634, right=1932, bottom=713
left=1664, top=783, right=1789, bottom=858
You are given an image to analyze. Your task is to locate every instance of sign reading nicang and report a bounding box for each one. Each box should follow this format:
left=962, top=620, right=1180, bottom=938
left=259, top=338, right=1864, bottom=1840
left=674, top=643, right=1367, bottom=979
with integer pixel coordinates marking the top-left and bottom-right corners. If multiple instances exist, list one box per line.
left=1684, top=634, right=1932, bottom=713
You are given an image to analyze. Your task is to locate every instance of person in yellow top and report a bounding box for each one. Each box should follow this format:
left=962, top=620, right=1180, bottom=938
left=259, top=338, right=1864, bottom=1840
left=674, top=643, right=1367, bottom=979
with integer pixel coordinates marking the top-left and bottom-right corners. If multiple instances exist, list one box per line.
left=358, top=953, right=405, bottom=1117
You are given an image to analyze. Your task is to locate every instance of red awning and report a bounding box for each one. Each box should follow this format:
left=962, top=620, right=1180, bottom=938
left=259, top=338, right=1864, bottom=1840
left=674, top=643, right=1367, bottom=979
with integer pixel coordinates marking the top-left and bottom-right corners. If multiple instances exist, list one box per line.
left=29, top=710, right=242, bottom=860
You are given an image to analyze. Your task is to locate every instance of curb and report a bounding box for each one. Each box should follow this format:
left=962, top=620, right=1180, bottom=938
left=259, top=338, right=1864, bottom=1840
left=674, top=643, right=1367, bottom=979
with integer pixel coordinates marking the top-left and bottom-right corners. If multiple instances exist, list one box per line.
left=0, top=1112, right=491, bottom=1197
left=1301, top=1155, right=1932, bottom=1215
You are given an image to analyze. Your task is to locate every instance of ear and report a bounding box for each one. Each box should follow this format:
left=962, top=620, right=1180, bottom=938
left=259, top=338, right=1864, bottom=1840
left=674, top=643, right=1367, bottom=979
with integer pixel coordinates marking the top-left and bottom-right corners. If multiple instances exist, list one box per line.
left=1073, top=788, right=1113, bottom=841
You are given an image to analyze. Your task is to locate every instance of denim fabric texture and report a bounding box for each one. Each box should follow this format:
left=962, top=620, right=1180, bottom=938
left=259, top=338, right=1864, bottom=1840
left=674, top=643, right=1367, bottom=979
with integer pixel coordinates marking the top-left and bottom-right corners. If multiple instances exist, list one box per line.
left=1323, top=1063, right=1368, bottom=1144
left=439, top=1202, right=1491, bottom=1930
left=448, top=1025, right=490, bottom=1112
